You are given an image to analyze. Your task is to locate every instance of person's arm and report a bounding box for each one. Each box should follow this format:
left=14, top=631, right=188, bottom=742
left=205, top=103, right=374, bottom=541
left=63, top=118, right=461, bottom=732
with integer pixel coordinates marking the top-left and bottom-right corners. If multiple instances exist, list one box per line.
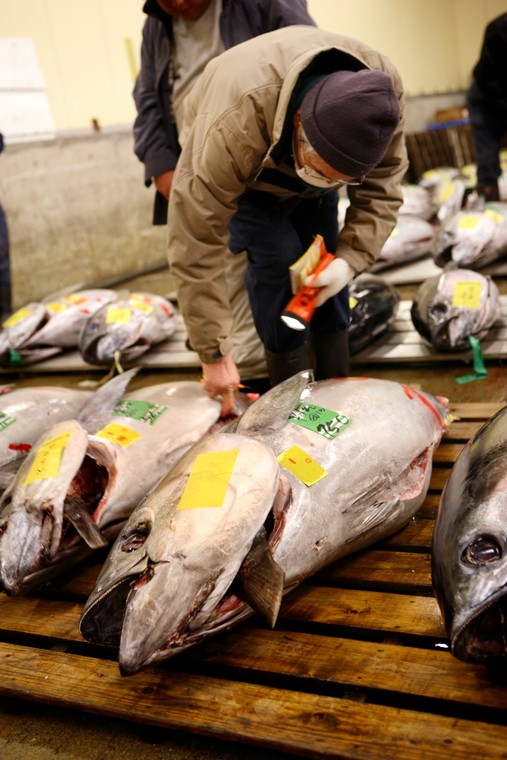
left=132, top=19, right=179, bottom=188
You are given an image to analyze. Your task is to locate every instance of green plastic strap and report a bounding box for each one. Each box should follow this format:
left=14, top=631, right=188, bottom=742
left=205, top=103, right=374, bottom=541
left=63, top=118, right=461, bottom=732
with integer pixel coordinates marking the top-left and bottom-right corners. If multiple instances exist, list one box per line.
left=456, top=335, right=488, bottom=384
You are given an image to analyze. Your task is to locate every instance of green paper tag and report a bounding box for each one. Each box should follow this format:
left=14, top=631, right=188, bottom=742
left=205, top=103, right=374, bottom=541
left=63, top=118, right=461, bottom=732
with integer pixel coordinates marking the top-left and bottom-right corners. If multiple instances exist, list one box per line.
left=8, top=349, right=22, bottom=367
left=112, top=399, right=168, bottom=426
left=0, top=411, right=16, bottom=433
left=289, top=402, right=351, bottom=440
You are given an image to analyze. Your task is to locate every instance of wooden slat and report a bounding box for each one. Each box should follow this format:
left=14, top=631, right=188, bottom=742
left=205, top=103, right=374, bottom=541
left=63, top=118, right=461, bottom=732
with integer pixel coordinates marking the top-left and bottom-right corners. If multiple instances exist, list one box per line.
left=0, top=642, right=505, bottom=760
left=278, top=586, right=444, bottom=637
left=317, top=550, right=432, bottom=590
left=199, top=628, right=507, bottom=711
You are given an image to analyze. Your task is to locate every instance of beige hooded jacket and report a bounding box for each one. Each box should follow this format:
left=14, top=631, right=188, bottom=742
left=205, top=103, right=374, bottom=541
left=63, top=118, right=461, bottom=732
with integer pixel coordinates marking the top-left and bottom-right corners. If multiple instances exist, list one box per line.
left=168, top=25, right=408, bottom=363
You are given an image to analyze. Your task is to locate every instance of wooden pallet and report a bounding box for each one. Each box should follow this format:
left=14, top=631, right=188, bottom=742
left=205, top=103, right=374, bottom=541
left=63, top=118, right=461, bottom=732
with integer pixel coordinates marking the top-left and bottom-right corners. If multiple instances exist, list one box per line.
left=0, top=402, right=506, bottom=758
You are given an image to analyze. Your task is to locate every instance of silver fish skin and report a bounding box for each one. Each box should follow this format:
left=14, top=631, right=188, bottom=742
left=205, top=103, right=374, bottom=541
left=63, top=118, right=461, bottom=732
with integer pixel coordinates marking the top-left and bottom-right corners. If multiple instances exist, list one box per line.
left=0, top=291, right=118, bottom=368
left=0, top=377, right=229, bottom=594
left=0, top=369, right=139, bottom=594
left=432, top=404, right=507, bottom=663
left=433, top=203, right=507, bottom=269
left=0, top=385, right=92, bottom=491
left=80, top=372, right=448, bottom=674
left=371, top=216, right=436, bottom=272
left=410, top=267, right=500, bottom=352
left=78, top=292, right=176, bottom=366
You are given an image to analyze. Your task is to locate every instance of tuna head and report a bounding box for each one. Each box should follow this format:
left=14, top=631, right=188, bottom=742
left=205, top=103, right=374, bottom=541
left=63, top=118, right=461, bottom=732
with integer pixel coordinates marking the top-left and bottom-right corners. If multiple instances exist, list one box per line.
left=411, top=268, right=500, bottom=351
left=0, top=419, right=91, bottom=594
left=79, top=432, right=282, bottom=674
left=432, top=405, right=507, bottom=662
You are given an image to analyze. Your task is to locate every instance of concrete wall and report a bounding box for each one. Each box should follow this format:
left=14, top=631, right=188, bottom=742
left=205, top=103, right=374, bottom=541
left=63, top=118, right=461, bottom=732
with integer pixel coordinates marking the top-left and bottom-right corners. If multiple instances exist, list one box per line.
left=0, top=129, right=167, bottom=308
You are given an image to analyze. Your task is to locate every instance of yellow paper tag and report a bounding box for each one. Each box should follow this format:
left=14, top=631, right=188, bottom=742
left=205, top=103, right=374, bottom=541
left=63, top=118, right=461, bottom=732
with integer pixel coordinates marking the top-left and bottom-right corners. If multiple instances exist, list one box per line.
left=484, top=208, right=505, bottom=225
left=129, top=296, right=153, bottom=314
left=177, top=449, right=239, bottom=510
left=452, top=281, right=482, bottom=310
left=457, top=215, right=480, bottom=230
left=63, top=294, right=87, bottom=305
left=438, top=183, right=455, bottom=202
left=106, top=306, right=132, bottom=324
left=24, top=432, right=71, bottom=485
left=278, top=445, right=328, bottom=487
left=349, top=296, right=358, bottom=309
left=390, top=226, right=399, bottom=237
left=95, top=422, right=141, bottom=447
left=2, top=308, right=33, bottom=328
left=46, top=301, right=69, bottom=314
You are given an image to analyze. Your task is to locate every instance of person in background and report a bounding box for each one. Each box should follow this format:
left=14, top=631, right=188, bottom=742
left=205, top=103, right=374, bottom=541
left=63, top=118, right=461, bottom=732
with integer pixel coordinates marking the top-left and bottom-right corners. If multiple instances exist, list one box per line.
left=0, top=132, right=11, bottom=323
left=467, top=12, right=507, bottom=202
left=168, top=25, right=408, bottom=414
left=133, top=0, right=316, bottom=392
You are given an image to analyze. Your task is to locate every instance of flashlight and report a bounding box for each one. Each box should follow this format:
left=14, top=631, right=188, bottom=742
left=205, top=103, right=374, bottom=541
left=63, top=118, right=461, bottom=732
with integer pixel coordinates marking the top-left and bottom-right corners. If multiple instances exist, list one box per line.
left=281, top=250, right=335, bottom=330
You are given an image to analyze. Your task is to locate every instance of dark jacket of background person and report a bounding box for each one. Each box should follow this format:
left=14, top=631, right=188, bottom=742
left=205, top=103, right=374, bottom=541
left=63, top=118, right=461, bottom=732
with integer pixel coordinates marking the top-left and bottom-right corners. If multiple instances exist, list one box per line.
left=133, top=0, right=316, bottom=223
left=467, top=12, right=507, bottom=199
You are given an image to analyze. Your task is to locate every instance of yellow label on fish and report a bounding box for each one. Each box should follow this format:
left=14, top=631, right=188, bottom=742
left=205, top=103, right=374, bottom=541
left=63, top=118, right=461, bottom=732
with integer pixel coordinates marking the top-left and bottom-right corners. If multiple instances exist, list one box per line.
left=95, top=422, right=141, bottom=447
left=106, top=306, right=132, bottom=324
left=452, top=281, right=482, bottom=310
left=24, top=431, right=71, bottom=485
left=484, top=208, right=505, bottom=225
left=278, top=445, right=328, bottom=487
left=46, top=301, right=69, bottom=314
left=438, top=183, right=456, bottom=202
left=63, top=294, right=87, bottom=305
left=349, top=296, right=358, bottom=309
left=2, top=308, right=33, bottom=328
left=457, top=215, right=480, bottom=230
left=177, top=449, right=239, bottom=510
left=389, top=226, right=399, bottom=237
left=129, top=296, right=153, bottom=314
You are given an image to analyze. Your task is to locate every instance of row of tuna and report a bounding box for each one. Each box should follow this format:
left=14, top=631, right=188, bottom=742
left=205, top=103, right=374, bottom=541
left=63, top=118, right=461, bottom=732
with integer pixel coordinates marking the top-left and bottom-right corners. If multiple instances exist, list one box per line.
left=0, top=289, right=176, bottom=369
left=350, top=266, right=500, bottom=356
left=1, top=371, right=504, bottom=668
left=354, top=157, right=507, bottom=273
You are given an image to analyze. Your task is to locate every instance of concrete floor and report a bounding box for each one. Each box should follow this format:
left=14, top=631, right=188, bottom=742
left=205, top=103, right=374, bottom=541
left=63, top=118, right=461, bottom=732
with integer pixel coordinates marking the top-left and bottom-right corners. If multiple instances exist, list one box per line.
left=1, top=272, right=506, bottom=759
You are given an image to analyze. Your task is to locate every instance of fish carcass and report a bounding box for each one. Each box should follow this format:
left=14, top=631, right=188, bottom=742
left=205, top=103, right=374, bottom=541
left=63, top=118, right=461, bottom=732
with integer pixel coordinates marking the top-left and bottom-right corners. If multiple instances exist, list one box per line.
left=348, top=274, right=400, bottom=355
left=79, top=372, right=448, bottom=674
left=78, top=292, right=176, bottom=367
left=398, top=184, right=437, bottom=221
left=433, top=204, right=507, bottom=269
left=0, top=373, right=239, bottom=594
left=370, top=215, right=436, bottom=272
left=411, top=267, right=500, bottom=352
left=0, top=384, right=92, bottom=492
left=0, top=290, right=117, bottom=367
left=432, top=403, right=507, bottom=662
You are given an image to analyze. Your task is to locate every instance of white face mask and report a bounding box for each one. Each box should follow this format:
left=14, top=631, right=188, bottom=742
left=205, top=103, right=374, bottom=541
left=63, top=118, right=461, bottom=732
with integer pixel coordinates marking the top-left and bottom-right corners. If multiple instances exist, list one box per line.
left=292, top=129, right=365, bottom=189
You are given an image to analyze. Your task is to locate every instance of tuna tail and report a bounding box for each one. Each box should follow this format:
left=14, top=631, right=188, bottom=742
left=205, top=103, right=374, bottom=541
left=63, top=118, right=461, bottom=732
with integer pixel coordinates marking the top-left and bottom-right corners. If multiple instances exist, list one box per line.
left=234, top=528, right=285, bottom=628
left=77, top=367, right=139, bottom=434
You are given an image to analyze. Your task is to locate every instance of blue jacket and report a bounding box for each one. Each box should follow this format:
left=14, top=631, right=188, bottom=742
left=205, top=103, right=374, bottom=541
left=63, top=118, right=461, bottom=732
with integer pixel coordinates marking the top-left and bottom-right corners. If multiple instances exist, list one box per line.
left=133, top=0, right=316, bottom=222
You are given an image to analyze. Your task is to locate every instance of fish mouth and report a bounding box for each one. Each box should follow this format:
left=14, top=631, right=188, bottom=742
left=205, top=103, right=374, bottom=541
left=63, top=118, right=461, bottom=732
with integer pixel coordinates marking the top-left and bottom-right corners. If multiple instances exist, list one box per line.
left=452, top=590, right=507, bottom=662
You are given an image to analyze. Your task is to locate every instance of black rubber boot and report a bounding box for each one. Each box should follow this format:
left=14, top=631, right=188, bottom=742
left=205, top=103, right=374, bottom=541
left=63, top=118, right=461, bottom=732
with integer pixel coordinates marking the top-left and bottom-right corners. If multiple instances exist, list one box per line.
left=264, top=344, right=312, bottom=387
left=310, top=329, right=350, bottom=380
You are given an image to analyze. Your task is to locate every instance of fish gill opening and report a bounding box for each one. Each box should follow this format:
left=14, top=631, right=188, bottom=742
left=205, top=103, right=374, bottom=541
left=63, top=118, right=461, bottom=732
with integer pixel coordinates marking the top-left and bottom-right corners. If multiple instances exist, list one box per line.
left=61, top=455, right=109, bottom=550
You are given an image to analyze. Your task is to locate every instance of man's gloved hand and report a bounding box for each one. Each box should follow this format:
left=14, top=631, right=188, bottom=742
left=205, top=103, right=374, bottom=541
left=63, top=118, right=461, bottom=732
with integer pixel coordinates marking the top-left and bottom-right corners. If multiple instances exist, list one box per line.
left=304, top=257, right=355, bottom=307
left=201, top=354, right=241, bottom=416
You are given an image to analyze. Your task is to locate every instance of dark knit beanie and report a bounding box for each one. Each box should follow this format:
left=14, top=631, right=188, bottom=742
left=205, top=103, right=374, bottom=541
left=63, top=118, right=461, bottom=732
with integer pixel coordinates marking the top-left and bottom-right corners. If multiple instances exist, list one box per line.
left=300, top=69, right=400, bottom=177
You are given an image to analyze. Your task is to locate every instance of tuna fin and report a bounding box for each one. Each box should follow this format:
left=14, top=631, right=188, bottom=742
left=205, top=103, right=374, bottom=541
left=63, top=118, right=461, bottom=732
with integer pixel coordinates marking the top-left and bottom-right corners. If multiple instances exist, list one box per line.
left=236, top=371, right=314, bottom=435
left=77, top=367, right=139, bottom=433
left=63, top=499, right=109, bottom=549
left=234, top=528, right=285, bottom=628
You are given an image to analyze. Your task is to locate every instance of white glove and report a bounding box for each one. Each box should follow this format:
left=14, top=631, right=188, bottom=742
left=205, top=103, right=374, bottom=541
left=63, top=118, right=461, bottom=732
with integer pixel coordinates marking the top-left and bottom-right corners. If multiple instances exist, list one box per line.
left=304, top=258, right=355, bottom=308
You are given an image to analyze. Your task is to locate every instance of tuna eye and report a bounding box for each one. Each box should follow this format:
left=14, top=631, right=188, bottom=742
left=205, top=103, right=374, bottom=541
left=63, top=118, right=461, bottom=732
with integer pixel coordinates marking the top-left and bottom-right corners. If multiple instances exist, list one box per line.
left=461, top=536, right=502, bottom=566
left=122, top=531, right=147, bottom=552
left=430, top=303, right=448, bottom=317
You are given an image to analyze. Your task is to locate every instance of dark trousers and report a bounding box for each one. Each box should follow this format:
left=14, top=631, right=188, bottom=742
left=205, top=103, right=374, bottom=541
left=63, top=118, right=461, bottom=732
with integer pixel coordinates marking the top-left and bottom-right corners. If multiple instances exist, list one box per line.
left=228, top=190, right=349, bottom=354
left=0, top=202, right=11, bottom=320
left=467, top=81, right=507, bottom=185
